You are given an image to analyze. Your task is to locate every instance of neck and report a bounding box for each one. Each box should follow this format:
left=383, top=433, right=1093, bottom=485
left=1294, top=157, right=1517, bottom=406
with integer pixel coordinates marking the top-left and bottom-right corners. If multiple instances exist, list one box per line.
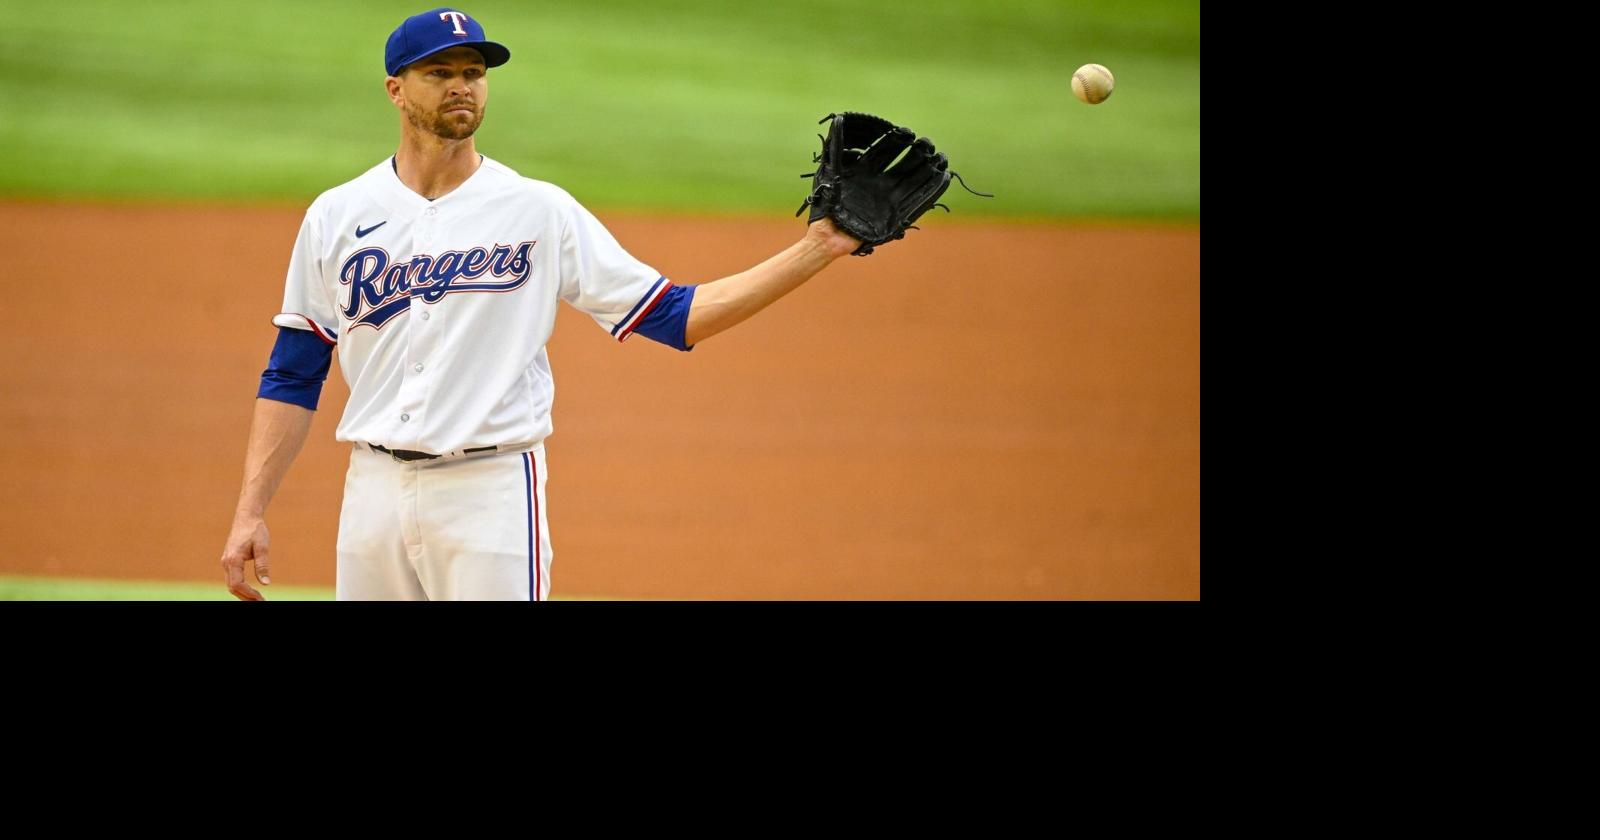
left=394, top=130, right=481, bottom=200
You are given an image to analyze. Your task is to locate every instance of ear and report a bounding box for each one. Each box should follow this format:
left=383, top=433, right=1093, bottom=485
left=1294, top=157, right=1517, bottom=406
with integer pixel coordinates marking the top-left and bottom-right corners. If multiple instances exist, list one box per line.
left=385, top=75, right=404, bottom=108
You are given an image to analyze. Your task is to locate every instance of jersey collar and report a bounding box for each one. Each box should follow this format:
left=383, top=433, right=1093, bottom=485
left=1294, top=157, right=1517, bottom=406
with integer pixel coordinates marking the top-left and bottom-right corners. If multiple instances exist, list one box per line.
left=368, top=153, right=492, bottom=216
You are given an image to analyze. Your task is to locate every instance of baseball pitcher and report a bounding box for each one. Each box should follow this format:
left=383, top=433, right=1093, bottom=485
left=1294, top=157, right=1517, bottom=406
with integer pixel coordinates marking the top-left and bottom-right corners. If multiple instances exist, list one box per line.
left=219, top=7, right=972, bottom=600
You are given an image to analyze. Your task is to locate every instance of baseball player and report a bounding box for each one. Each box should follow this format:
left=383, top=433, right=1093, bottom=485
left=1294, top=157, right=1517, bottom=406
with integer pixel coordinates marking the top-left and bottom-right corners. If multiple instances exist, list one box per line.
left=219, top=7, right=864, bottom=600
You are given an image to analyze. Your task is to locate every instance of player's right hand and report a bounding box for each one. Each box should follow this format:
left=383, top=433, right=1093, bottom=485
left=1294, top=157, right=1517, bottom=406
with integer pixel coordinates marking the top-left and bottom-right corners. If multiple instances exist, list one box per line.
left=220, top=515, right=272, bottom=601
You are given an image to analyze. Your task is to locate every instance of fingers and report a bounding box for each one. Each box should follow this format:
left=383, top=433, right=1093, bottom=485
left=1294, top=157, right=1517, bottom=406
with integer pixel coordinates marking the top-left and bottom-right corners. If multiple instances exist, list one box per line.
left=859, top=127, right=914, bottom=174
left=886, top=137, right=938, bottom=176
left=254, top=538, right=272, bottom=587
left=836, top=112, right=895, bottom=153
left=220, top=519, right=269, bottom=601
left=221, top=551, right=264, bottom=601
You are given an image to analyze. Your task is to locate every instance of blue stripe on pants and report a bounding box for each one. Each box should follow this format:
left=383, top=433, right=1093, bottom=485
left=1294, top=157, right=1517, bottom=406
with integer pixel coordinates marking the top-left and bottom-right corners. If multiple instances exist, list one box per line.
left=524, top=452, right=535, bottom=601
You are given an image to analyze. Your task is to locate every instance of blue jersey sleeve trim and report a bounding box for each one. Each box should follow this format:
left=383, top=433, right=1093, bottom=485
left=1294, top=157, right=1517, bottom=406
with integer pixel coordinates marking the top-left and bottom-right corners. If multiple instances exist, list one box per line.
left=257, top=326, right=334, bottom=410
left=612, top=277, right=670, bottom=339
left=630, top=284, right=697, bottom=352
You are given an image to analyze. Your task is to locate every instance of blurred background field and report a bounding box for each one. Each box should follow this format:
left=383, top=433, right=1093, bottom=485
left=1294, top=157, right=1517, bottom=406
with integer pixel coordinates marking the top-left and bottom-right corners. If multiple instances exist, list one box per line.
left=0, top=1, right=1200, bottom=601
left=0, top=576, right=623, bottom=600
left=0, top=574, right=335, bottom=600
left=0, top=0, right=1199, bottom=219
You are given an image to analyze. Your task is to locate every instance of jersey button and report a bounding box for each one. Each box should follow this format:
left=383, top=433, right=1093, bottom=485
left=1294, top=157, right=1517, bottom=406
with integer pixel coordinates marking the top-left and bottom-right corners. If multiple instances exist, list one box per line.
left=414, top=363, right=424, bottom=373
left=421, top=311, right=431, bottom=321
left=424, top=207, right=437, bottom=216
left=400, top=413, right=410, bottom=422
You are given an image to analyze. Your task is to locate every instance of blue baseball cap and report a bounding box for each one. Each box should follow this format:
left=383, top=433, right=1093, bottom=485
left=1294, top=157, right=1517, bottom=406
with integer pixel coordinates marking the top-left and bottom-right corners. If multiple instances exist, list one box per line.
left=385, top=8, right=511, bottom=77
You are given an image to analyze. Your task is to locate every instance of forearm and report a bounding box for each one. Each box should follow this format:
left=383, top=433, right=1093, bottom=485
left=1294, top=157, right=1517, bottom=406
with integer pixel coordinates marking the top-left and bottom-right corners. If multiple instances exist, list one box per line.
left=684, top=220, right=857, bottom=346
left=234, top=397, right=316, bottom=518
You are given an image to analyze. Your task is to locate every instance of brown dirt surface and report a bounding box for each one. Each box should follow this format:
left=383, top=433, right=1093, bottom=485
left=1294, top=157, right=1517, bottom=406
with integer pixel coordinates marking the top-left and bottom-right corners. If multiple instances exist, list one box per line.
left=0, top=200, right=1198, bottom=599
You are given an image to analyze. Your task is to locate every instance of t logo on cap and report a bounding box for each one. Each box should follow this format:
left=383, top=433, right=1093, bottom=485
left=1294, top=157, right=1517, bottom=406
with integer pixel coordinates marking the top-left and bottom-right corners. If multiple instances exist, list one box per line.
left=439, top=11, right=469, bottom=35
left=384, top=7, right=512, bottom=77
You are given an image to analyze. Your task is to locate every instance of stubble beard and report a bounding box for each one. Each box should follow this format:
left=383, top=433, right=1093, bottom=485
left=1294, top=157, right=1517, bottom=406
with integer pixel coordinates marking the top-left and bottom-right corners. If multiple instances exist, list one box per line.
left=406, top=99, right=484, bottom=141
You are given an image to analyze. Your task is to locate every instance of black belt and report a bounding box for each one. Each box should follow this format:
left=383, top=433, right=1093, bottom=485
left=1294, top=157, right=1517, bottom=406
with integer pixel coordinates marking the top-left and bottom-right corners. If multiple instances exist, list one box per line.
left=370, top=443, right=499, bottom=462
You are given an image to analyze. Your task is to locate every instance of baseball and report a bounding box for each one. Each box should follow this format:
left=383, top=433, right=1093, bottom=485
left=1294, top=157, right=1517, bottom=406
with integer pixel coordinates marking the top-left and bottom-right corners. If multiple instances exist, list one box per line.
left=1072, top=63, right=1115, bottom=105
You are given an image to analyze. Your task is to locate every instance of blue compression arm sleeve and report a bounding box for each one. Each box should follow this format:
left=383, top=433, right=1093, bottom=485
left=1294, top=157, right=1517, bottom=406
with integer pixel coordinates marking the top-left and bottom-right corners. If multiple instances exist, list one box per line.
left=631, top=284, right=697, bottom=351
left=257, top=327, right=334, bottom=410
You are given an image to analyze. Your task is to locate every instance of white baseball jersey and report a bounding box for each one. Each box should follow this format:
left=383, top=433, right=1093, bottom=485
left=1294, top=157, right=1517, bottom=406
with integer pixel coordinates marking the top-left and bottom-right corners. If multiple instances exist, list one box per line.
left=273, top=154, right=673, bottom=455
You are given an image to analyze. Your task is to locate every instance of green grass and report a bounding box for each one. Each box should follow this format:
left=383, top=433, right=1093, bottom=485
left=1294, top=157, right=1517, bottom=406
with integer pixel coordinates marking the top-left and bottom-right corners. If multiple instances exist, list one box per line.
left=0, top=574, right=336, bottom=601
left=0, top=575, right=611, bottom=601
left=0, top=0, right=1199, bottom=219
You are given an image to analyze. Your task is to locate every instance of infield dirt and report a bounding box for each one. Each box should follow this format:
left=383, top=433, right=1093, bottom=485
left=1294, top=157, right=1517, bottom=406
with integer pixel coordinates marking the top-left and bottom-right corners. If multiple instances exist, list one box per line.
left=0, top=201, right=1198, bottom=599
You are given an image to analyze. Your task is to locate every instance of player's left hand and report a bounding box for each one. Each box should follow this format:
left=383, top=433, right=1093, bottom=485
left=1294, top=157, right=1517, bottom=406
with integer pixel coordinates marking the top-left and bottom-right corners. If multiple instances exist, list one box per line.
left=796, top=112, right=991, bottom=256
left=805, top=216, right=862, bottom=260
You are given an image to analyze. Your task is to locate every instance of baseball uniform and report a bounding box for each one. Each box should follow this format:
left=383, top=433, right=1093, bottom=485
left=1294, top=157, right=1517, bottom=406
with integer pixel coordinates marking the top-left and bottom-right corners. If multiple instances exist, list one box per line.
left=249, top=8, right=698, bottom=601
left=261, top=154, right=691, bottom=600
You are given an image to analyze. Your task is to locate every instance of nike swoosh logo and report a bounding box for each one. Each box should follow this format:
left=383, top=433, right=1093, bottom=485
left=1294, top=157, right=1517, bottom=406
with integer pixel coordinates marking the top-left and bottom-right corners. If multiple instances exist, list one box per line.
left=355, top=221, right=388, bottom=238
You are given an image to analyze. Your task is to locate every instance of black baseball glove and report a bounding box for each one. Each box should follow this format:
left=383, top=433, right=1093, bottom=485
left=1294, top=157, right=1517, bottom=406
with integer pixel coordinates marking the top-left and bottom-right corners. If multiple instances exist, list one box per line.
left=796, top=112, right=990, bottom=256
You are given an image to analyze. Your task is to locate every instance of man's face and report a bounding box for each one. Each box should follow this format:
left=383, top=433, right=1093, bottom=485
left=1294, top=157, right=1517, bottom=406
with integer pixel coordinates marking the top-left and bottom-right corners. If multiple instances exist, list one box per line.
left=390, top=46, right=489, bottom=140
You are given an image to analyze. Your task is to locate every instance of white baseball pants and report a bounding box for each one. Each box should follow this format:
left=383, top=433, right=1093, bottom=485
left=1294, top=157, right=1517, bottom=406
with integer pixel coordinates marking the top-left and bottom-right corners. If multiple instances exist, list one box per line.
left=335, top=443, right=552, bottom=601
